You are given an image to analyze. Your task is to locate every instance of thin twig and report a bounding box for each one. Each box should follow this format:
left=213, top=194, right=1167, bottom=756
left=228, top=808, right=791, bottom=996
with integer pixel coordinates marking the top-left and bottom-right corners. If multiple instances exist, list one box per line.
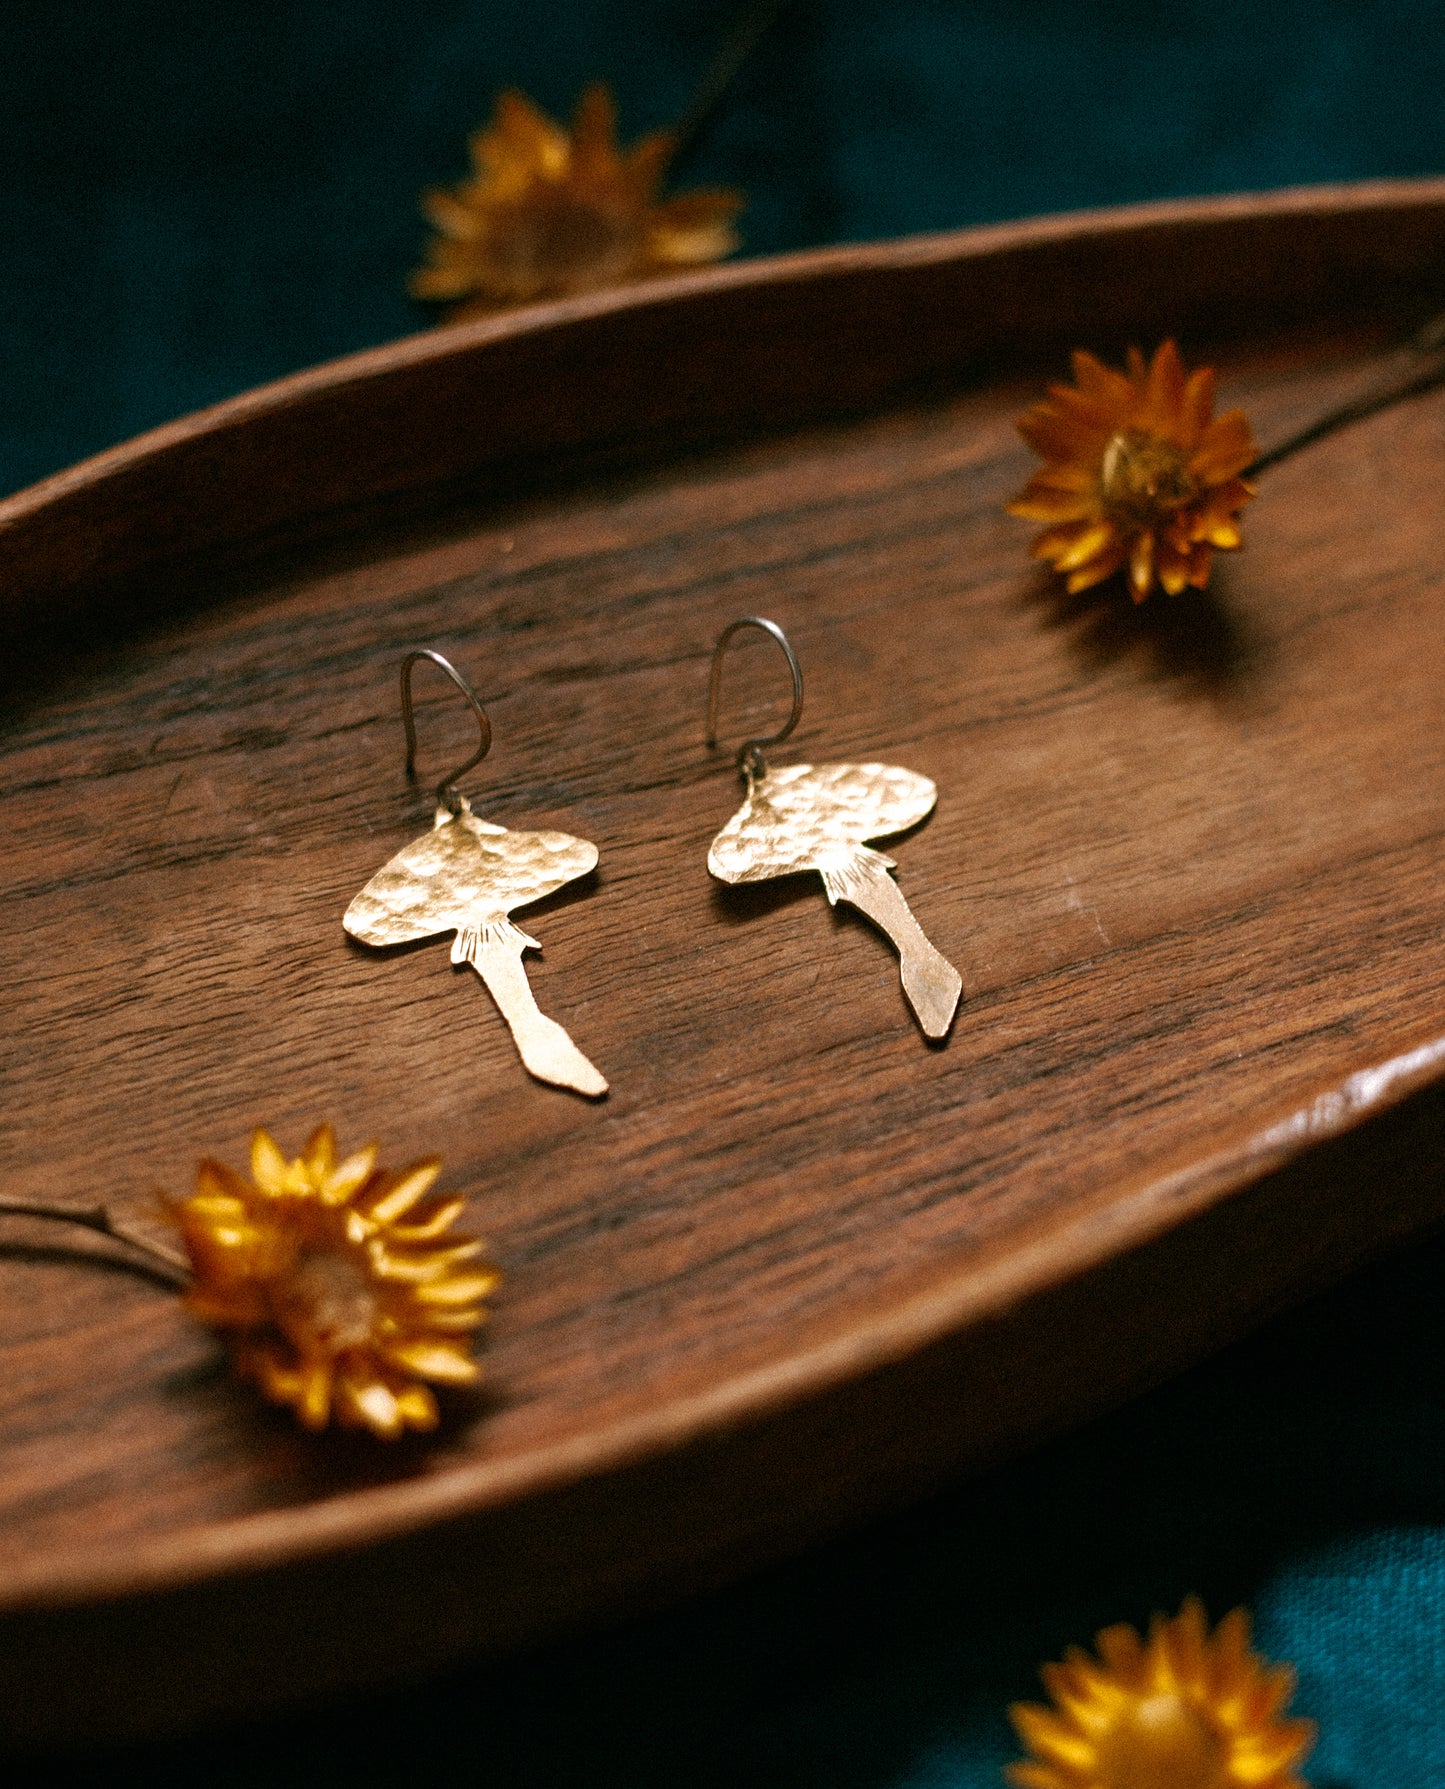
left=1252, top=308, right=1445, bottom=475
left=670, top=0, right=787, bottom=168
left=0, top=1197, right=191, bottom=1282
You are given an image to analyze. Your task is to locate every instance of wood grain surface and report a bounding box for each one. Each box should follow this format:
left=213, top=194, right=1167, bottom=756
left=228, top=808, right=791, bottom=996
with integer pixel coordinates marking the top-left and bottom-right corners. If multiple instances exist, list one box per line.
left=2, top=179, right=1445, bottom=1743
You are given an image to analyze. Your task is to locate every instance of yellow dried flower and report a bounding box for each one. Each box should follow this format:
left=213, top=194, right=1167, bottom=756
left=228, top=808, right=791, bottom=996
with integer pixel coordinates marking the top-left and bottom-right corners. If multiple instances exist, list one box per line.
left=411, top=83, right=743, bottom=319
left=1009, top=341, right=1257, bottom=601
left=1006, top=1597, right=1315, bottom=1789
left=169, top=1125, right=498, bottom=1438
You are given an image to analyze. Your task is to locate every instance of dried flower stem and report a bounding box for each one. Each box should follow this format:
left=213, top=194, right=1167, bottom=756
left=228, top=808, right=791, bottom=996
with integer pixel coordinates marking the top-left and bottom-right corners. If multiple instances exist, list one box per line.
left=1252, top=307, right=1445, bottom=474
left=670, top=0, right=787, bottom=167
left=0, top=1196, right=190, bottom=1282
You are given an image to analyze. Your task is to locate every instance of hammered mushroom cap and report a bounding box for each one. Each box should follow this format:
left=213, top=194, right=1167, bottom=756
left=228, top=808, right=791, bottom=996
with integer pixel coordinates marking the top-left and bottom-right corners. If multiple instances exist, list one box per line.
left=708, top=762, right=937, bottom=885
left=344, top=808, right=599, bottom=947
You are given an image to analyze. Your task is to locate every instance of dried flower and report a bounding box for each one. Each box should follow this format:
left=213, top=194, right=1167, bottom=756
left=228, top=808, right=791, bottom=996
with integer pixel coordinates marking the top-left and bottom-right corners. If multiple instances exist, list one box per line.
left=1009, top=341, right=1257, bottom=601
left=1006, top=1597, right=1315, bottom=1789
left=169, top=1126, right=497, bottom=1438
left=410, top=83, right=743, bottom=319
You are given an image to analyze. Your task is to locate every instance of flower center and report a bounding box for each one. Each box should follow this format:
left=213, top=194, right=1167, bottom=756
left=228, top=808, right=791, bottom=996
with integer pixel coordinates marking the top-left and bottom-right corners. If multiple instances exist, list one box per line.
left=1092, top=1691, right=1230, bottom=1789
left=275, top=1247, right=378, bottom=1352
left=1099, top=430, right=1197, bottom=528
left=496, top=187, right=638, bottom=295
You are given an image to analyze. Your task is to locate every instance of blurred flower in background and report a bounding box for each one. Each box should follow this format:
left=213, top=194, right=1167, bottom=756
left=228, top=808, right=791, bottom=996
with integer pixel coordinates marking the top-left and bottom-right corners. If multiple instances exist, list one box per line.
left=410, top=83, right=743, bottom=319
left=3, top=1, right=1442, bottom=499
left=1006, top=1597, right=1314, bottom=1789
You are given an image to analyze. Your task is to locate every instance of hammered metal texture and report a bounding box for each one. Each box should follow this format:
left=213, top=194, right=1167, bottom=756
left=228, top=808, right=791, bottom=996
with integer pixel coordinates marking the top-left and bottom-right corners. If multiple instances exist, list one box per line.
left=344, top=799, right=606, bottom=1097
left=706, top=762, right=937, bottom=884
left=344, top=801, right=599, bottom=945
left=707, top=761, right=960, bottom=1039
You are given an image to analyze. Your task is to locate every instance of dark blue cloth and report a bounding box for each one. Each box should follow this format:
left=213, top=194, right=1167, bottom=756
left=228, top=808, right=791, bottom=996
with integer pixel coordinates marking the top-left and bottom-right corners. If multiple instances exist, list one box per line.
left=2, top=0, right=1444, bottom=496
left=17, top=1234, right=1445, bottom=1784
left=4, top=5, right=1445, bottom=1780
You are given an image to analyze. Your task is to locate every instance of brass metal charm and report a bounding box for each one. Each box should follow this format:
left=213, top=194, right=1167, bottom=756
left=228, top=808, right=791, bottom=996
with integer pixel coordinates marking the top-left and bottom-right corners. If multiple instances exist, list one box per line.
left=705, top=618, right=962, bottom=1040
left=344, top=651, right=607, bottom=1098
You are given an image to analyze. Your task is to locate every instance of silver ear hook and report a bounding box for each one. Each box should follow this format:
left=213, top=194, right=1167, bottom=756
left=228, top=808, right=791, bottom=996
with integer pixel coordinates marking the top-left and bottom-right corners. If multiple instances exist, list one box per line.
left=705, top=616, right=804, bottom=780
left=399, top=649, right=493, bottom=815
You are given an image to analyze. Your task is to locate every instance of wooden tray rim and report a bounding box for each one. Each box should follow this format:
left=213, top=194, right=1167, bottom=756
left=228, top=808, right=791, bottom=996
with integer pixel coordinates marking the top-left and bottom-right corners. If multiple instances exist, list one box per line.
left=5, top=178, right=1445, bottom=1615
left=4, top=174, right=1445, bottom=545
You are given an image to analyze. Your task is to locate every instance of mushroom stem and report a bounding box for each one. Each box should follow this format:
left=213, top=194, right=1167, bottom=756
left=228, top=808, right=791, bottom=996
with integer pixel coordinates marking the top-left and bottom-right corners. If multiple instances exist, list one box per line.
left=454, top=922, right=608, bottom=1099
left=820, top=847, right=963, bottom=1040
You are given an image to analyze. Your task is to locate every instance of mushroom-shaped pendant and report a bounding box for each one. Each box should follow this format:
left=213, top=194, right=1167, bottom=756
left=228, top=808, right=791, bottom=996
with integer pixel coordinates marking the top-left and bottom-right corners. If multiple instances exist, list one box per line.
left=709, top=761, right=962, bottom=1039
left=346, top=797, right=606, bottom=1096
left=704, top=619, right=962, bottom=1041
left=344, top=651, right=607, bottom=1098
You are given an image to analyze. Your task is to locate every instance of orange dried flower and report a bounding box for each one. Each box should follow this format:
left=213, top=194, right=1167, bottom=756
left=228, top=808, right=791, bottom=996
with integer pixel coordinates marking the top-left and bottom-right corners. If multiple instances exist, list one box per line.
left=1010, top=341, right=1257, bottom=601
left=1006, top=1597, right=1315, bottom=1789
left=168, top=1125, right=497, bottom=1438
left=410, top=83, right=743, bottom=319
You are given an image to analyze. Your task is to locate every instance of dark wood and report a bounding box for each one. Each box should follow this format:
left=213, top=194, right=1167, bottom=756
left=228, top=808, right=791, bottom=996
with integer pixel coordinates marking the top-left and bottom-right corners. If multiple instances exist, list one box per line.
left=2, top=178, right=1445, bottom=1744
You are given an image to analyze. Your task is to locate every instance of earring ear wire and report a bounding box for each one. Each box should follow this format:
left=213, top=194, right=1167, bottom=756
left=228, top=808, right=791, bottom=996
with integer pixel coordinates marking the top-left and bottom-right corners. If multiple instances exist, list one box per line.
left=399, top=648, right=493, bottom=815
left=705, top=615, right=804, bottom=782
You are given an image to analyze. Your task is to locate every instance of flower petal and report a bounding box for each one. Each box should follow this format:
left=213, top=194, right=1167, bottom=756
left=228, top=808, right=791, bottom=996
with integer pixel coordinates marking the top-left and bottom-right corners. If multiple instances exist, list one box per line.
left=322, top=1143, right=379, bottom=1206
left=370, top=1238, right=485, bottom=1282
left=415, top=1272, right=501, bottom=1306
left=1017, top=406, right=1108, bottom=463
left=367, top=1159, right=442, bottom=1224
left=1144, top=339, right=1186, bottom=429
left=494, top=89, right=570, bottom=177
left=303, top=1124, right=336, bottom=1180
left=1180, top=365, right=1216, bottom=449
left=297, top=1358, right=333, bottom=1429
left=192, top=1158, right=251, bottom=1207
left=344, top=1378, right=403, bottom=1439
left=387, top=1198, right=469, bottom=1243
left=1007, top=483, right=1095, bottom=524
left=650, top=192, right=743, bottom=265
left=570, top=81, right=618, bottom=176
left=409, top=260, right=480, bottom=302
left=250, top=1130, right=289, bottom=1198
left=624, top=130, right=677, bottom=201
left=1070, top=349, right=1134, bottom=412
left=1065, top=541, right=1128, bottom=594
left=415, top=1307, right=491, bottom=1332
left=420, top=188, right=482, bottom=241
left=1001, top=1766, right=1064, bottom=1789
left=1053, top=521, right=1120, bottom=573
left=384, top=1341, right=481, bottom=1384
left=394, top=1384, right=442, bottom=1430
left=1129, top=531, right=1156, bottom=600
left=1157, top=542, right=1192, bottom=596
left=1009, top=1704, right=1095, bottom=1769
left=1190, top=408, right=1257, bottom=483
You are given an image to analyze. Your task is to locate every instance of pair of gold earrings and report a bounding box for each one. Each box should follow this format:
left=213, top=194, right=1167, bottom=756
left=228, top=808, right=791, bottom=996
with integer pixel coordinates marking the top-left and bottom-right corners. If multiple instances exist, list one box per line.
left=343, top=619, right=962, bottom=1097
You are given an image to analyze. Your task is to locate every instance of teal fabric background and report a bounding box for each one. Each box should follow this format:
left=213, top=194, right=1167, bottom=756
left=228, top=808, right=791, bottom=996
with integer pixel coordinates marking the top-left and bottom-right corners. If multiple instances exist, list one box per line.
left=3, top=0, right=1445, bottom=495
left=17, top=1234, right=1445, bottom=1784
left=3, top=3, right=1445, bottom=1781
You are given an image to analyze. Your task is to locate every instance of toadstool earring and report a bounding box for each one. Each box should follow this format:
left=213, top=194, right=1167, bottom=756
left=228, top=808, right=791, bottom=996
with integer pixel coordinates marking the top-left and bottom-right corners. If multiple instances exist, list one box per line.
left=344, top=649, right=607, bottom=1098
left=704, top=617, right=963, bottom=1041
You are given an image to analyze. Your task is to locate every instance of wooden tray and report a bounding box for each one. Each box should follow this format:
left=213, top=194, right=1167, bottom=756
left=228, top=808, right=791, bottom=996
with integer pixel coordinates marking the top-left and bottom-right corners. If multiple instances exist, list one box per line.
left=3, top=178, right=1445, bottom=1745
